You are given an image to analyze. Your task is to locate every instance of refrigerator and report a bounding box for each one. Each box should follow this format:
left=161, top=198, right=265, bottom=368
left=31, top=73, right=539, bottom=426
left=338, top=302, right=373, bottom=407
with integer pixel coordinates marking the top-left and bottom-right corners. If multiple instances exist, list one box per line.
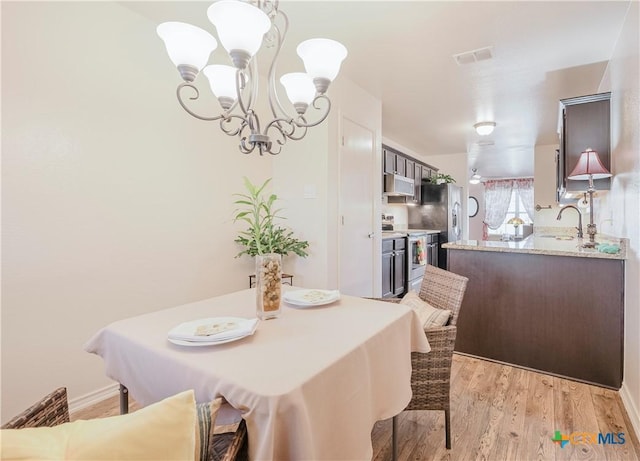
left=418, top=183, right=463, bottom=269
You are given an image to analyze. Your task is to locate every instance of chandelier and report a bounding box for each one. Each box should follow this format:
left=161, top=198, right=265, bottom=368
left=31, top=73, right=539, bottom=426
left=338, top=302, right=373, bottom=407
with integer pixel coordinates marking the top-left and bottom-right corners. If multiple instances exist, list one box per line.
left=157, top=0, right=348, bottom=156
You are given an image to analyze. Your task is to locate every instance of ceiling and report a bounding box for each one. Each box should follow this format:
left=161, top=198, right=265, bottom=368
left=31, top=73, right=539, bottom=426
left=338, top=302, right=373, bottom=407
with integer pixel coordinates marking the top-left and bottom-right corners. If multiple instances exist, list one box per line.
left=122, top=0, right=631, bottom=179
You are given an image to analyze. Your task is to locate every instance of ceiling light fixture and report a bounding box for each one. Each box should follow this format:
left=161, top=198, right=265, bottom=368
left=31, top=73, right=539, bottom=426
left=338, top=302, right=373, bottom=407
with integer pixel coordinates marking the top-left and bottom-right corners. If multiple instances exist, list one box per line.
left=157, top=0, right=348, bottom=156
left=469, top=168, right=481, bottom=185
left=474, top=121, right=496, bottom=136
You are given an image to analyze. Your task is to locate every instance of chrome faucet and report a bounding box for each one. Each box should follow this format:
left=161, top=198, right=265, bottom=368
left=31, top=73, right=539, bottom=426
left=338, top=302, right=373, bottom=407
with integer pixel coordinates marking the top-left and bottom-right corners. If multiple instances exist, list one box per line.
left=556, top=205, right=583, bottom=239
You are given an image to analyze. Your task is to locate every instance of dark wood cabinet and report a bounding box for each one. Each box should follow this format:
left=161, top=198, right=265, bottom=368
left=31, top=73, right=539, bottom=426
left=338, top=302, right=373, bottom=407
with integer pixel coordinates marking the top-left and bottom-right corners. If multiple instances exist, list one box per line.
left=558, top=92, right=611, bottom=197
left=395, top=156, right=406, bottom=177
left=412, top=163, right=422, bottom=204
left=382, top=237, right=406, bottom=298
left=422, top=167, right=432, bottom=182
left=406, top=159, right=415, bottom=179
left=381, top=250, right=393, bottom=298
left=383, top=147, right=407, bottom=177
left=383, top=149, right=395, bottom=175
left=383, top=144, right=438, bottom=205
left=449, top=248, right=624, bottom=389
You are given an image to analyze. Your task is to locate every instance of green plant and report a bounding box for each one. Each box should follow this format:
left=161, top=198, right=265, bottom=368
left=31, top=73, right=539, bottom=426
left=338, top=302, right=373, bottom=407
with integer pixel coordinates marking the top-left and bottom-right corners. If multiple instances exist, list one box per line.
left=232, top=177, right=310, bottom=258
left=426, top=173, right=456, bottom=184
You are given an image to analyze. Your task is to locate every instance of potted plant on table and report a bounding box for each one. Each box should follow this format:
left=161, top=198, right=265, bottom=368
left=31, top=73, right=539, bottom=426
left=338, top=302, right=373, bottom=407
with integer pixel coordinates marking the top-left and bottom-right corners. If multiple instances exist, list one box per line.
left=232, top=177, right=309, bottom=319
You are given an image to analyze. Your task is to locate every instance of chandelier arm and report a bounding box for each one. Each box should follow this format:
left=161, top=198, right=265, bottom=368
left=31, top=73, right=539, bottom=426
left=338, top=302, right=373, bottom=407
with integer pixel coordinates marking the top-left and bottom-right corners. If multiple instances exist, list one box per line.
left=264, top=125, right=285, bottom=155
left=267, top=12, right=294, bottom=122
left=236, top=68, right=250, bottom=117
left=246, top=110, right=262, bottom=136
left=265, top=117, right=296, bottom=138
left=239, top=125, right=257, bottom=154
left=257, top=0, right=279, bottom=18
left=248, top=58, right=259, bottom=112
left=219, top=115, right=249, bottom=137
left=176, top=83, right=226, bottom=122
left=291, top=95, right=331, bottom=128
left=284, top=120, right=308, bottom=141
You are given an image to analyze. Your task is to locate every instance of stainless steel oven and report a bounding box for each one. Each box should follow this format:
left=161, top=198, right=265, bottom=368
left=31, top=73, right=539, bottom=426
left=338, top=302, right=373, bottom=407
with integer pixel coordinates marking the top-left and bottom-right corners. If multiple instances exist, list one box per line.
left=407, top=231, right=439, bottom=292
left=407, top=232, right=427, bottom=292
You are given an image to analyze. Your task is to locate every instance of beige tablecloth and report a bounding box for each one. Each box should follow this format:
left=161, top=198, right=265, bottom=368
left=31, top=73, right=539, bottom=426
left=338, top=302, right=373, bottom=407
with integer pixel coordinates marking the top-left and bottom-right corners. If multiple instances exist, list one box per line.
left=85, top=288, right=430, bottom=460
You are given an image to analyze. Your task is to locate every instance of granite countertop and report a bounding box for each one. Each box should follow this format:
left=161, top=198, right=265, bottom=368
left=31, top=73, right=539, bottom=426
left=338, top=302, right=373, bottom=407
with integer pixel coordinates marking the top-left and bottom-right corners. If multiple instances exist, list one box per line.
left=382, top=231, right=408, bottom=239
left=443, top=234, right=627, bottom=260
left=382, top=228, right=441, bottom=239
left=394, top=228, right=441, bottom=234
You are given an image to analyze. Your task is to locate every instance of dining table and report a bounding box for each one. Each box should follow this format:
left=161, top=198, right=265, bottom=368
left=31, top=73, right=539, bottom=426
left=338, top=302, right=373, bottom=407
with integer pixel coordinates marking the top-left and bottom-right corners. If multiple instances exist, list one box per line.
left=84, top=287, right=430, bottom=460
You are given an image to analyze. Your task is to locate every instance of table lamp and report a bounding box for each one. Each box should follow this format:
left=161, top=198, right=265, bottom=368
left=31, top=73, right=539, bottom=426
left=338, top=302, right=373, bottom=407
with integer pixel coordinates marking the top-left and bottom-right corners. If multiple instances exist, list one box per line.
left=507, top=217, right=524, bottom=239
left=567, top=148, right=612, bottom=248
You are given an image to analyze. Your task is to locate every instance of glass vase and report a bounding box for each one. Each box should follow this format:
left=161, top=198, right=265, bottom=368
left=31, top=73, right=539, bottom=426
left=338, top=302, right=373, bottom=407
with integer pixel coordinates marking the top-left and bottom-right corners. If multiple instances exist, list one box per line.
left=255, top=253, right=282, bottom=320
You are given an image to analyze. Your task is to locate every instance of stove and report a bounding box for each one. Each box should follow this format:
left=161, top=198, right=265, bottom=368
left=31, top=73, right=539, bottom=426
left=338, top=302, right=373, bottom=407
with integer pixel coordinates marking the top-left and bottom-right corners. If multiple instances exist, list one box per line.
left=406, top=231, right=439, bottom=293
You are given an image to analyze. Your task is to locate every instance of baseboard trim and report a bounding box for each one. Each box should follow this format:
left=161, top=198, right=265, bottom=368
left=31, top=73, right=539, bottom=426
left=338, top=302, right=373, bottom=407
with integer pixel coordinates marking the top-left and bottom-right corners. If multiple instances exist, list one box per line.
left=620, top=383, right=640, bottom=442
left=68, top=383, right=120, bottom=415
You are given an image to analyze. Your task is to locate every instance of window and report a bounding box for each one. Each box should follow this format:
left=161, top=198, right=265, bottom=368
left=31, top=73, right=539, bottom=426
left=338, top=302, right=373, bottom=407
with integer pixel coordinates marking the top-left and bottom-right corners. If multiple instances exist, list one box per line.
left=487, top=188, right=532, bottom=236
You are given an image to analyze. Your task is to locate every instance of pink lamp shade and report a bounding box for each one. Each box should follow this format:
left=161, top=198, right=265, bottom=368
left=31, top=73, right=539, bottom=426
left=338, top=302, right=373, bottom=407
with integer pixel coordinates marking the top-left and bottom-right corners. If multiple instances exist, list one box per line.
left=567, top=149, right=612, bottom=180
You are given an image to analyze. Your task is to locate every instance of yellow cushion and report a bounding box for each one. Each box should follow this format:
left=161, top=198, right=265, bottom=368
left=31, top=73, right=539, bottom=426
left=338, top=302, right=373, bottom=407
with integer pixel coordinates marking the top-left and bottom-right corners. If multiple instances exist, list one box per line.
left=1, top=390, right=197, bottom=460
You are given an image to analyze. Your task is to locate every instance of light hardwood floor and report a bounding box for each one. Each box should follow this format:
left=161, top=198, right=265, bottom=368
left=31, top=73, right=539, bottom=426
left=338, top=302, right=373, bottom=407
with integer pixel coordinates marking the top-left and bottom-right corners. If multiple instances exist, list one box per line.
left=73, top=354, right=640, bottom=461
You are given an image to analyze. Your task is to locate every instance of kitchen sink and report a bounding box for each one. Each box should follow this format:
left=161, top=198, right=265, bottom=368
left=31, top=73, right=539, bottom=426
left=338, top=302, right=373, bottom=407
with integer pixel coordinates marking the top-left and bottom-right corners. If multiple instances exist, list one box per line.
left=537, top=234, right=575, bottom=240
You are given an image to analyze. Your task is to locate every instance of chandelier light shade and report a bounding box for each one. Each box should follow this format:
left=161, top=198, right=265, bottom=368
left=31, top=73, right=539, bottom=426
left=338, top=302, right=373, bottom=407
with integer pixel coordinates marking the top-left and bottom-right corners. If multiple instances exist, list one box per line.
left=157, top=0, right=348, bottom=156
left=279, top=73, right=316, bottom=112
left=297, top=39, right=348, bottom=93
left=202, top=64, right=240, bottom=109
left=206, top=1, right=271, bottom=68
left=474, top=121, right=496, bottom=136
left=156, top=22, right=218, bottom=82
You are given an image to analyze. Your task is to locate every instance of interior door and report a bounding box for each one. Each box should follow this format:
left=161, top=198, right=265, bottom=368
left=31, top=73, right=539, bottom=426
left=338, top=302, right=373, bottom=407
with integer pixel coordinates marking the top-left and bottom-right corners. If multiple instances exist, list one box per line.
left=339, top=117, right=375, bottom=296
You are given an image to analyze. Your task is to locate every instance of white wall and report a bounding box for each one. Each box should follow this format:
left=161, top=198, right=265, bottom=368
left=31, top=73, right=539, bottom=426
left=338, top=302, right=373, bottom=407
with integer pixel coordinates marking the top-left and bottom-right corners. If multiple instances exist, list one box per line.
left=597, top=0, right=640, bottom=434
left=0, top=1, right=273, bottom=421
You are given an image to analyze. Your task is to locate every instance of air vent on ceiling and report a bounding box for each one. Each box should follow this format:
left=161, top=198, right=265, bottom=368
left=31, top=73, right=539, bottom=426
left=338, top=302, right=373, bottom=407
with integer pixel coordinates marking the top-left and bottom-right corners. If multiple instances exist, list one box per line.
left=453, top=46, right=494, bottom=66
left=476, top=140, right=495, bottom=147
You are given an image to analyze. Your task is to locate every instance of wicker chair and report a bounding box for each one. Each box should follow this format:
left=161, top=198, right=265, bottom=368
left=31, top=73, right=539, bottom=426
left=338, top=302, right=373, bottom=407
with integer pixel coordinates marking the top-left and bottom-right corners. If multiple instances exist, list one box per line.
left=2, top=387, right=248, bottom=461
left=377, top=265, right=468, bottom=458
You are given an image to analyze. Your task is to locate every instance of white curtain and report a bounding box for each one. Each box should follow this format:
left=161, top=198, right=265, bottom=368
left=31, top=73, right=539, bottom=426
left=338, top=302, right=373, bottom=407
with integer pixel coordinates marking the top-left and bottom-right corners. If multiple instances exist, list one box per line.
left=515, top=178, right=535, bottom=221
left=483, top=180, right=514, bottom=240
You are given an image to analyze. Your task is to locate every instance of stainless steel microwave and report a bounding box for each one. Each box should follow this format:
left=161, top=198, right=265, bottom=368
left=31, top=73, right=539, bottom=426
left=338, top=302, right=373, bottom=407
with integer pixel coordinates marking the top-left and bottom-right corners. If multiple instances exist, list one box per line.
left=383, top=174, right=414, bottom=196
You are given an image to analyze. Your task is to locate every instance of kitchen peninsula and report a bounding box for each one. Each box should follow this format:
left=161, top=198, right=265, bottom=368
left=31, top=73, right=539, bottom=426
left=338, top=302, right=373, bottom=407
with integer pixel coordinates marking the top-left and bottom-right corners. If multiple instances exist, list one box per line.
left=444, top=234, right=627, bottom=389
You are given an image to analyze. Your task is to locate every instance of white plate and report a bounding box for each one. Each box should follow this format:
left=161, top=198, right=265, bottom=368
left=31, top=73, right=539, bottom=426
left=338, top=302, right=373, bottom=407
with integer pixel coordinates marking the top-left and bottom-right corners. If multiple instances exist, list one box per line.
left=168, top=332, right=254, bottom=347
left=167, top=317, right=258, bottom=345
left=283, top=289, right=340, bottom=307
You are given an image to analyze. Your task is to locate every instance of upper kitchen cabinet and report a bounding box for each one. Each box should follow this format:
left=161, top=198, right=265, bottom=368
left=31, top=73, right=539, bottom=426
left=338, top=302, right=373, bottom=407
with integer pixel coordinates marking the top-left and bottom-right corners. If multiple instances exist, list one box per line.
left=383, top=144, right=438, bottom=204
left=383, top=146, right=406, bottom=176
left=406, top=159, right=415, bottom=180
left=558, top=92, right=611, bottom=198
left=413, top=163, right=422, bottom=203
